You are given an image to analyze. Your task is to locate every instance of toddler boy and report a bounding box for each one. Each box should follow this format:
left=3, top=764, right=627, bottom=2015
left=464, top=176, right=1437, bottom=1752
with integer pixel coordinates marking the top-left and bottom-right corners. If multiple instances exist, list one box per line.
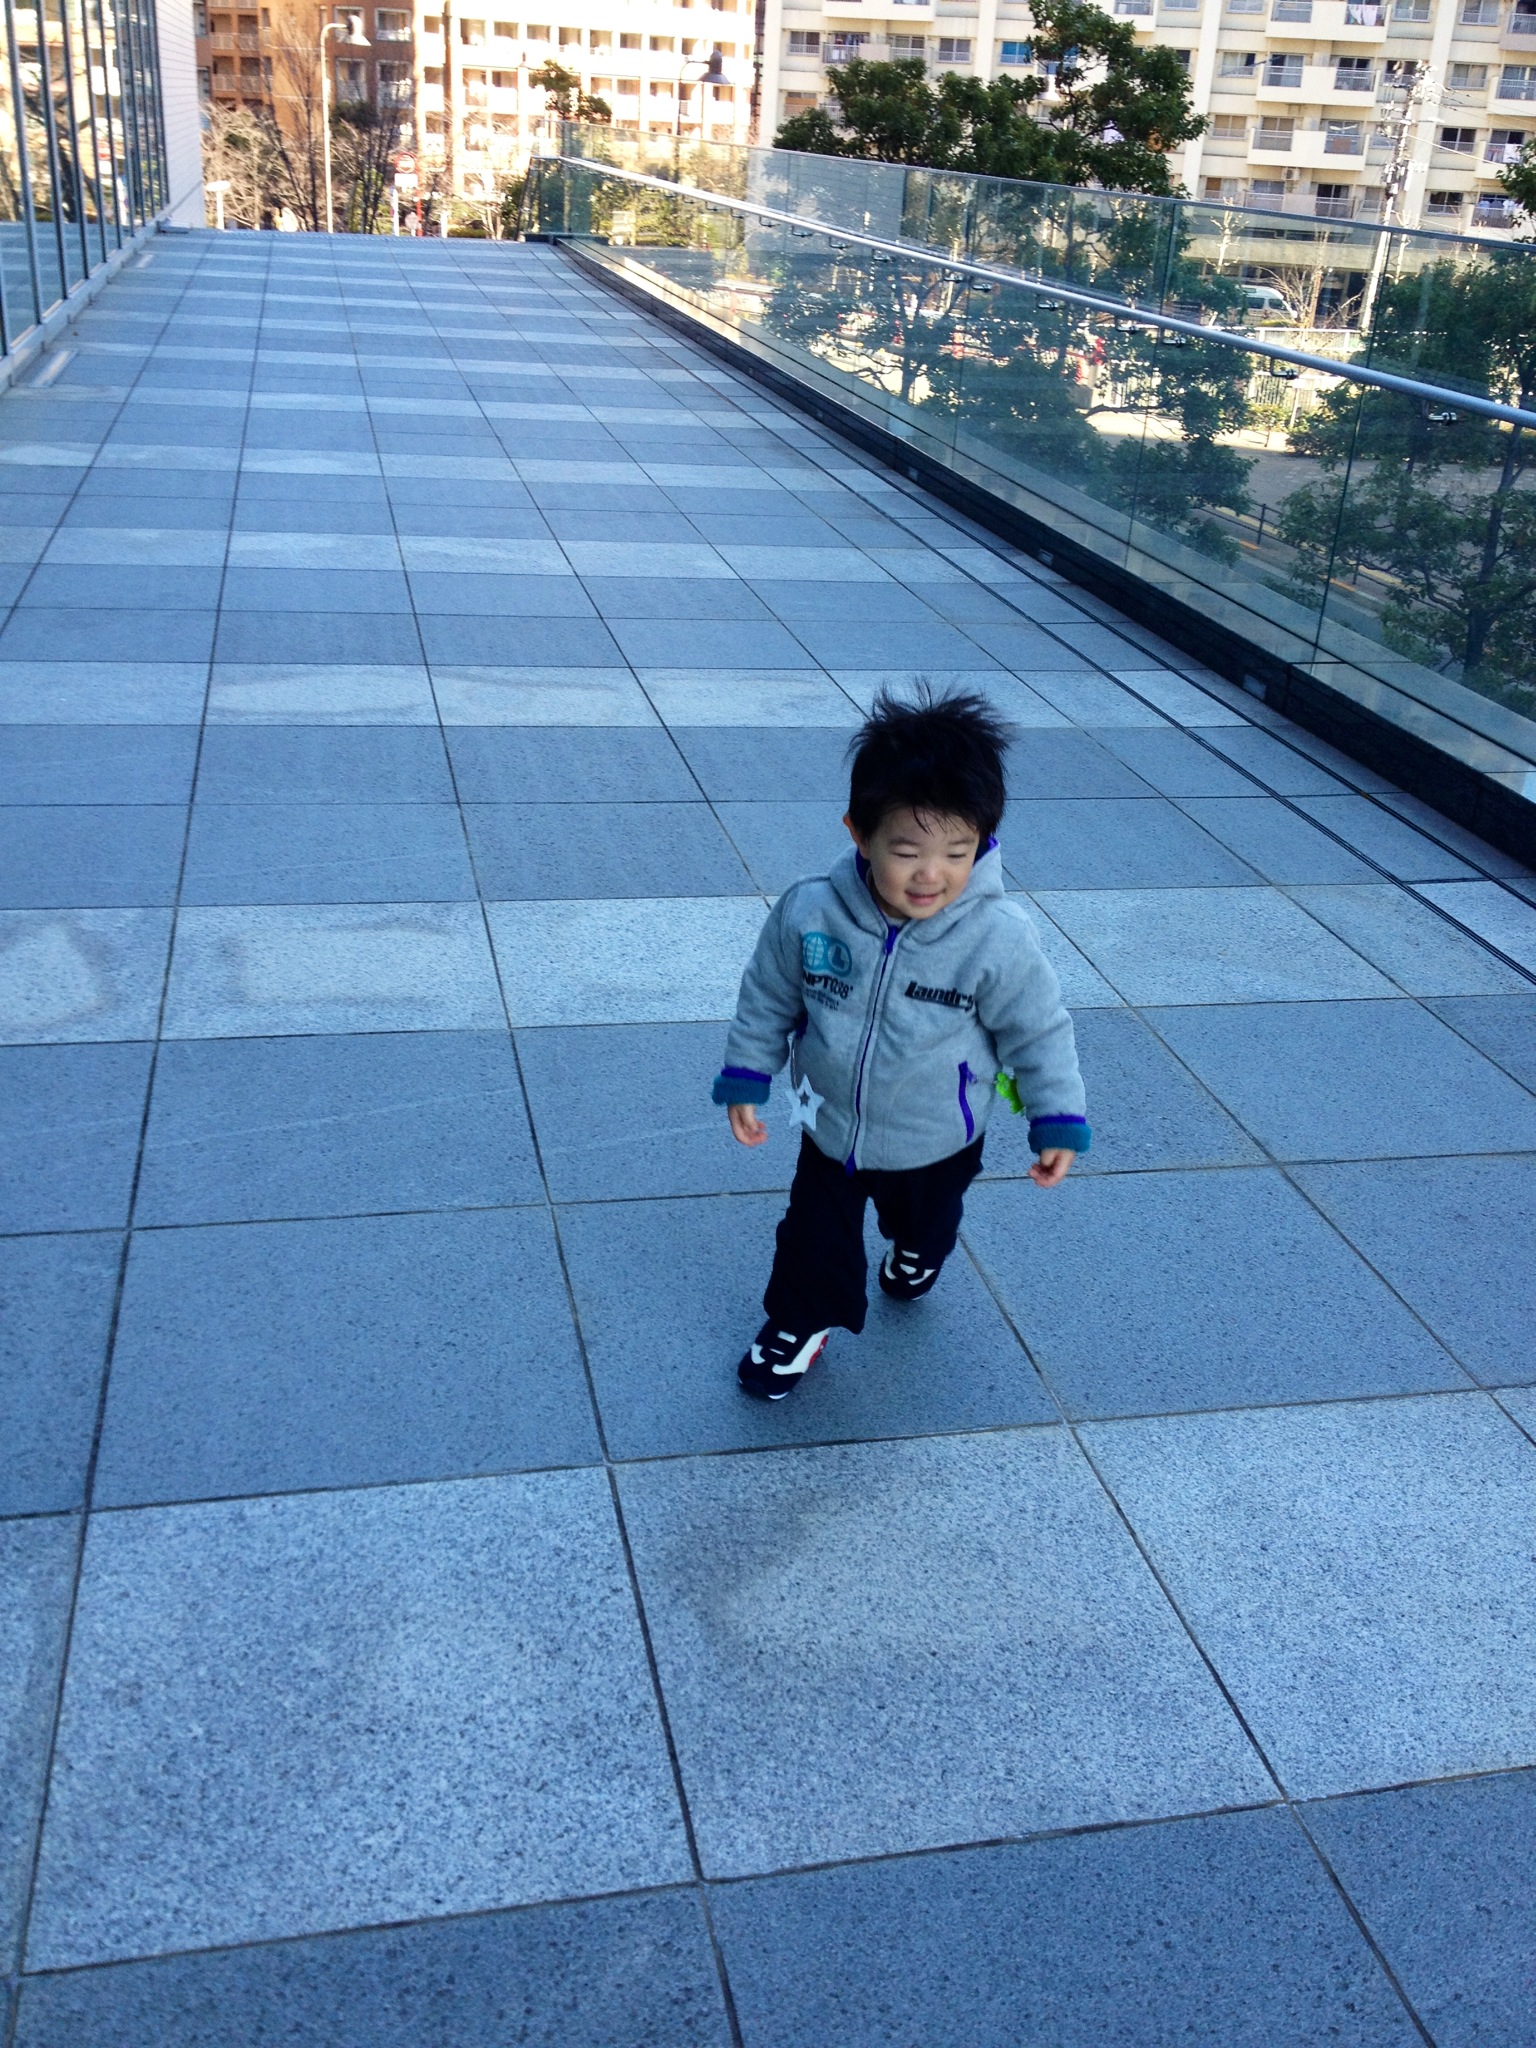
left=713, top=689, right=1091, bottom=1400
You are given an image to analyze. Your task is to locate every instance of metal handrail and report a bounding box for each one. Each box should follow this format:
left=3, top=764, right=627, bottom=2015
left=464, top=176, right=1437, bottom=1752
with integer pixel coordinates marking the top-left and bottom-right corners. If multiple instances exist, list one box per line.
left=538, top=152, right=1536, bottom=432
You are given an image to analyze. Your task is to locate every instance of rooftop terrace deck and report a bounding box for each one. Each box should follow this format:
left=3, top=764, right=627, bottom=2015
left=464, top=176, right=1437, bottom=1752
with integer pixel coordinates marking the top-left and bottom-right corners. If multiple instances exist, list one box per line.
left=2, top=231, right=1536, bottom=2047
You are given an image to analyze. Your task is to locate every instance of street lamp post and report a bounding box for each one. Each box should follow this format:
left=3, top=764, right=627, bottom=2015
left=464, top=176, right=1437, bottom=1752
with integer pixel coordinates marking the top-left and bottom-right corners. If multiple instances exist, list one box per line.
left=675, top=45, right=726, bottom=142
left=320, top=10, right=370, bottom=234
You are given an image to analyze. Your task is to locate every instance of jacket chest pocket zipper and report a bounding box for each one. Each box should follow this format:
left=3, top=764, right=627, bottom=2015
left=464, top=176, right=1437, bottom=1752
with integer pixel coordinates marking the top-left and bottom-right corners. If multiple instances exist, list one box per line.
left=958, top=1061, right=975, bottom=1143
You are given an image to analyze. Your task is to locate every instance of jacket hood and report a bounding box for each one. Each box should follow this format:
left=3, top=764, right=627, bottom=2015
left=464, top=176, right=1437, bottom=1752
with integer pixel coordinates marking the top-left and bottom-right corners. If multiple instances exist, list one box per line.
left=826, top=838, right=1005, bottom=944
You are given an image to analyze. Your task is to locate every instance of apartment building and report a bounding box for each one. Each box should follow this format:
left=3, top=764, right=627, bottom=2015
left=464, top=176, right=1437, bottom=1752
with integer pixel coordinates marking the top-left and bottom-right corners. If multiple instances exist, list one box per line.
left=197, top=0, right=755, bottom=204
left=758, top=0, right=1535, bottom=230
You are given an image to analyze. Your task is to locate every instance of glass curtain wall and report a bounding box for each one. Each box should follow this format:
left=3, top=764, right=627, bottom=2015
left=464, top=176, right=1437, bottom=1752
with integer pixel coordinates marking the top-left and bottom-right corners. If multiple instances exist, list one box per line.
left=0, top=0, right=163, bottom=352
left=530, top=157, right=1536, bottom=812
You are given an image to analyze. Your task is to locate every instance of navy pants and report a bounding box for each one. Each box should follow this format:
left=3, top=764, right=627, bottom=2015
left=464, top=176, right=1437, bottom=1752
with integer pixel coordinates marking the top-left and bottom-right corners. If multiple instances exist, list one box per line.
left=762, top=1133, right=985, bottom=1336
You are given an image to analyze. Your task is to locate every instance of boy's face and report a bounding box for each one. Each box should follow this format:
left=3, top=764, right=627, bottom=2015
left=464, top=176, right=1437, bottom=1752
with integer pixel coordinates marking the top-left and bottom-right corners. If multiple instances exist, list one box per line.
left=844, top=806, right=981, bottom=922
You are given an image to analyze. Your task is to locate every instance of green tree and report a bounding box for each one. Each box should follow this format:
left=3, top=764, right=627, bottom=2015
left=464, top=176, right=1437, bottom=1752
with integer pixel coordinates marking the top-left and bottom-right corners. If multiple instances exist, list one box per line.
left=1497, top=135, right=1536, bottom=226
left=773, top=0, right=1204, bottom=195
left=1276, top=256, right=1536, bottom=713
left=530, top=59, right=612, bottom=124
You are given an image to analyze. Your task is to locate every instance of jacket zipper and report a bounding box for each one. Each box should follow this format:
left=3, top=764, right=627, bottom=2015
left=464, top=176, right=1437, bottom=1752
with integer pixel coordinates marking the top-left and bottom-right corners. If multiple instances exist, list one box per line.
left=846, top=920, right=900, bottom=1171
left=958, top=1060, right=975, bottom=1143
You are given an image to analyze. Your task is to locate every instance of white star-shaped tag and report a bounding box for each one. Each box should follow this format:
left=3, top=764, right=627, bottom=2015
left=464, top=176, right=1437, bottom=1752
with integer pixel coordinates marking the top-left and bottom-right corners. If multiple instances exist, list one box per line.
left=786, top=1072, right=824, bottom=1131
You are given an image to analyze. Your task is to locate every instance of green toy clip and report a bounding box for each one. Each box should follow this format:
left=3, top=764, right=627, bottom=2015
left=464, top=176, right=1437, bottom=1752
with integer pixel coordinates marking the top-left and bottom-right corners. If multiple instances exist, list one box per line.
left=995, top=1072, right=1024, bottom=1115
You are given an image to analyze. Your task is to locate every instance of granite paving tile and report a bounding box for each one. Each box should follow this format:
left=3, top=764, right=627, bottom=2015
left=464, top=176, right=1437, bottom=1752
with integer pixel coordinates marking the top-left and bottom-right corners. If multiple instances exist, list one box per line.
left=1425, top=992, right=1536, bottom=1090
left=963, top=1166, right=1463, bottom=1417
left=0, top=1041, right=153, bottom=1231
left=1201, top=726, right=1354, bottom=796
left=667, top=726, right=854, bottom=803
left=1004, top=728, right=1156, bottom=800
left=26, top=1468, right=689, bottom=1966
left=1176, top=799, right=1378, bottom=885
left=1085, top=1395, right=1536, bottom=1797
left=1106, top=668, right=1249, bottom=726
left=214, top=610, right=423, bottom=667
left=560, top=1193, right=1056, bottom=1461
left=0, top=609, right=216, bottom=663
left=0, top=1232, right=121, bottom=1515
left=464, top=801, right=753, bottom=899
left=486, top=896, right=765, bottom=1026
left=618, top=1428, right=1271, bottom=1875
left=444, top=724, right=695, bottom=801
left=1302, top=1771, right=1536, bottom=2048
left=1035, top=887, right=1397, bottom=1004
left=0, top=802, right=186, bottom=909
left=431, top=665, right=659, bottom=724
left=1292, top=1157, right=1535, bottom=1386
left=711, top=801, right=851, bottom=894
left=1414, top=881, right=1536, bottom=973
left=1017, top=671, right=1169, bottom=728
left=194, top=725, right=454, bottom=803
left=1002, top=799, right=1259, bottom=889
left=714, top=1808, right=1418, bottom=2048
left=163, top=903, right=504, bottom=1037
left=95, top=1206, right=595, bottom=1503
left=1293, top=794, right=1479, bottom=881
left=1284, top=883, right=1532, bottom=997
left=1, top=1518, right=78, bottom=1975
left=0, top=662, right=210, bottom=725
left=136, top=1030, right=540, bottom=1225
left=0, top=908, right=172, bottom=1043
left=13, top=1892, right=732, bottom=2048
left=1148, top=998, right=1536, bottom=1160
left=0, top=725, right=199, bottom=805
left=181, top=801, right=475, bottom=904
left=1091, top=726, right=1258, bottom=799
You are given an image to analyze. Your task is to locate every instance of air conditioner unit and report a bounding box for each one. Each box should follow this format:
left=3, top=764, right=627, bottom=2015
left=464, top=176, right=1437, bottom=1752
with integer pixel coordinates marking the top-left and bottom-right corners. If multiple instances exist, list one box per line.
left=1283, top=166, right=1300, bottom=180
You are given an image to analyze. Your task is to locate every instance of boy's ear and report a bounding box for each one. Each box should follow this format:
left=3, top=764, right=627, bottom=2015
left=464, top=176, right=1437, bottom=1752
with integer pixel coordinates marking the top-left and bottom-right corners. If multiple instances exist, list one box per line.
left=842, top=812, right=867, bottom=854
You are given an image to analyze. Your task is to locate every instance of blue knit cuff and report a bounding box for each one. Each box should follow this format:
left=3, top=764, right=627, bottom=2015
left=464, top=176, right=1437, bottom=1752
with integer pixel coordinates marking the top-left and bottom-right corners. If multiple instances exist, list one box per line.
left=712, top=1067, right=772, bottom=1106
left=1029, top=1114, right=1091, bottom=1155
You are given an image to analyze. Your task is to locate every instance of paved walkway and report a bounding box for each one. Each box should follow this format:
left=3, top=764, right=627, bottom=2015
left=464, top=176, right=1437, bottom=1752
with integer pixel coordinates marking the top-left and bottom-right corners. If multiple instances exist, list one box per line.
left=3, top=231, right=1536, bottom=2046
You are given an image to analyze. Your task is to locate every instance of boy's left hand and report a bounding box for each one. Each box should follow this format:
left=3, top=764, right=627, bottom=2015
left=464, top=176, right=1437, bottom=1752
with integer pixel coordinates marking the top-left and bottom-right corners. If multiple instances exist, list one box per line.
left=1029, top=1148, right=1073, bottom=1189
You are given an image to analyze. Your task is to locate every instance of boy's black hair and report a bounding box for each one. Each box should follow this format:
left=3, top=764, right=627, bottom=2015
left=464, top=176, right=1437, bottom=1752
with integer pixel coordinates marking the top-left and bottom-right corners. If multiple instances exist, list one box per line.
left=846, top=686, right=1011, bottom=843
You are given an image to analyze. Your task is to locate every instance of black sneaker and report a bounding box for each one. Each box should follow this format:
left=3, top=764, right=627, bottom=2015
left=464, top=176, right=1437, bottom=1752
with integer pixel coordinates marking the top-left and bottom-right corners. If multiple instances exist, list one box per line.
left=737, top=1321, right=831, bottom=1400
left=878, top=1245, right=941, bottom=1302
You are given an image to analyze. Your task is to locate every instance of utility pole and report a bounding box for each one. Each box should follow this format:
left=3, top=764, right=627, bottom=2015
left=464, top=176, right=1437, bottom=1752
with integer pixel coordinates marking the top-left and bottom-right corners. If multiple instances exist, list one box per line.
left=1360, top=60, right=1436, bottom=334
left=441, top=0, right=455, bottom=232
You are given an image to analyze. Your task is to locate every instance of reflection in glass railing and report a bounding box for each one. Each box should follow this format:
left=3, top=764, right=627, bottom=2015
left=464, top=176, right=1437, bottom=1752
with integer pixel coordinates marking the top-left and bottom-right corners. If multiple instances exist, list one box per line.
left=529, top=153, right=1536, bottom=800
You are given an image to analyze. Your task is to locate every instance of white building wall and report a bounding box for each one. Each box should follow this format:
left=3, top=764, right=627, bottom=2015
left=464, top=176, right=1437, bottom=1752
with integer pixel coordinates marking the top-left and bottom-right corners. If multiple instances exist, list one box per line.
left=413, top=0, right=756, bottom=198
left=156, top=0, right=207, bottom=223
left=758, top=0, right=1534, bottom=232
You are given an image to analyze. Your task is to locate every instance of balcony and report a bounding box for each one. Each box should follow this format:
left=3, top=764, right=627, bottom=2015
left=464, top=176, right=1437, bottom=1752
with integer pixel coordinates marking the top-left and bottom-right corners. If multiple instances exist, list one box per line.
left=1251, top=124, right=1360, bottom=163
left=9, top=212, right=1535, bottom=2048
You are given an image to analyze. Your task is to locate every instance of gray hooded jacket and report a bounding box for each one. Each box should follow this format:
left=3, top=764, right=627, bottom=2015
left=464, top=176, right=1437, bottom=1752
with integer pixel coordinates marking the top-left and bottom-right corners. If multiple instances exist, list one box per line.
left=713, top=842, right=1090, bottom=1172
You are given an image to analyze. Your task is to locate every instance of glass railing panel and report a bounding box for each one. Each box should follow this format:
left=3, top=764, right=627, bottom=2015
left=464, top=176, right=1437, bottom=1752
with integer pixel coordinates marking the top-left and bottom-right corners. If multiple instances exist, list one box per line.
left=947, top=278, right=1148, bottom=570
left=1300, top=388, right=1536, bottom=763
left=0, top=0, right=38, bottom=340
left=1119, top=325, right=1340, bottom=669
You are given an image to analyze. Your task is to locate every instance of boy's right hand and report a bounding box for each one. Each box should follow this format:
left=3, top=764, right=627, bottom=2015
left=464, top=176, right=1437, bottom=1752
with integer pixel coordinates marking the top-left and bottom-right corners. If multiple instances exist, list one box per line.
left=728, top=1103, right=768, bottom=1147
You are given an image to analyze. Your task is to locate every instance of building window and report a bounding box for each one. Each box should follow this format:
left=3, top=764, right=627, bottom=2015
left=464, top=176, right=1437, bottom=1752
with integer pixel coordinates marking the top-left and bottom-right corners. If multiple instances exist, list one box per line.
left=1202, top=174, right=1242, bottom=195
left=788, top=29, right=819, bottom=52
left=1164, top=0, right=1201, bottom=13
left=649, top=78, right=672, bottom=94
left=828, top=32, right=868, bottom=52
left=194, top=0, right=208, bottom=29
left=890, top=33, right=925, bottom=55
left=525, top=22, right=548, bottom=37
left=1265, top=53, right=1303, bottom=84
left=1219, top=48, right=1257, bottom=73
left=1487, top=124, right=1528, bottom=156
left=1248, top=175, right=1285, bottom=195
left=494, top=20, right=515, bottom=34
left=1438, top=124, right=1477, bottom=149
left=490, top=68, right=513, bottom=84
left=936, top=37, right=972, bottom=61
left=1271, top=0, right=1311, bottom=20
left=1460, top=0, right=1499, bottom=19
left=197, top=63, right=211, bottom=96
left=1256, top=114, right=1295, bottom=145
left=1314, top=180, right=1353, bottom=215
left=1210, top=112, right=1248, bottom=136
left=1515, top=0, right=1536, bottom=35
left=619, top=31, right=640, bottom=48
left=1500, top=62, right=1536, bottom=94
left=1335, top=56, right=1373, bottom=88
left=1227, top=0, right=1263, bottom=12
left=1344, top=0, right=1384, bottom=18
left=589, top=29, right=611, bottom=48
left=1426, top=188, right=1464, bottom=213
left=1113, top=0, right=1152, bottom=15
left=1324, top=118, right=1363, bottom=149
left=1449, top=60, right=1488, bottom=85
left=999, top=37, right=1031, bottom=60
left=374, top=8, right=408, bottom=35
left=649, top=34, right=674, bottom=49
left=1472, top=191, right=1518, bottom=218
left=1391, top=0, right=1429, bottom=15
left=782, top=90, right=817, bottom=115
left=589, top=74, right=612, bottom=91
left=617, top=76, right=639, bottom=92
